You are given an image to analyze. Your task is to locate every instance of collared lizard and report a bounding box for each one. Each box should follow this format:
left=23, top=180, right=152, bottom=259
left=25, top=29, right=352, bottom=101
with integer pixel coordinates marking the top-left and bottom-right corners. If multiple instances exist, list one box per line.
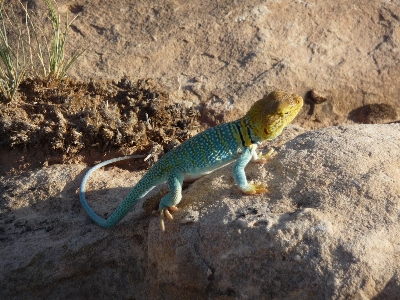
left=79, top=90, right=303, bottom=230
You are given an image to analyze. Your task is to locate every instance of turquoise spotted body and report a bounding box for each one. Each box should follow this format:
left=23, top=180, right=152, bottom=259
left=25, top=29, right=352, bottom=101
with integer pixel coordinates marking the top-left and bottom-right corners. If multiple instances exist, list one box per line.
left=79, top=91, right=303, bottom=229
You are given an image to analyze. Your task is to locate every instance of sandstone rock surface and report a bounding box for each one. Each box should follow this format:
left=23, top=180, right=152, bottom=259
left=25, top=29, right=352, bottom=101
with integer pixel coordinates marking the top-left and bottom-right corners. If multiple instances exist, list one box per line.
left=4, top=0, right=397, bottom=171
left=25, top=0, right=400, bottom=128
left=1, top=124, right=399, bottom=299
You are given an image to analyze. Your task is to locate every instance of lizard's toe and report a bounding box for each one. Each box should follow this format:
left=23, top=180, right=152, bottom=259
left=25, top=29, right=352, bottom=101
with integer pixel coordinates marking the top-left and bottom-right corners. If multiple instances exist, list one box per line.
left=253, top=183, right=268, bottom=194
left=159, top=206, right=179, bottom=231
left=167, top=206, right=179, bottom=212
left=241, top=182, right=268, bottom=195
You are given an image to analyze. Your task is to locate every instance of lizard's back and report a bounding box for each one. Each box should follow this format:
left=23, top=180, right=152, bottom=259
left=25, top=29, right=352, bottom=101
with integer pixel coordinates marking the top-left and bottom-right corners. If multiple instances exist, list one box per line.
left=152, top=121, right=243, bottom=180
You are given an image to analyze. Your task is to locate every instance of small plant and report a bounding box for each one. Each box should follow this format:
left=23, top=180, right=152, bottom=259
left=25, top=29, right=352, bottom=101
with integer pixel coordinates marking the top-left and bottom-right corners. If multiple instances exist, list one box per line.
left=41, top=0, right=85, bottom=80
left=0, top=2, right=28, bottom=102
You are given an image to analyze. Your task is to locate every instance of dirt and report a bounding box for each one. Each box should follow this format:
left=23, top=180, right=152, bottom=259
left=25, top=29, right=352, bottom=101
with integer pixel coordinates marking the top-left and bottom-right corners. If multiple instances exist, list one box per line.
left=0, top=77, right=203, bottom=175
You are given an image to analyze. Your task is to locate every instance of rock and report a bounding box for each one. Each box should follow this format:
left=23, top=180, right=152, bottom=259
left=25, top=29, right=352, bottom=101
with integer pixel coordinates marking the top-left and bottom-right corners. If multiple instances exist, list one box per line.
left=146, top=124, right=400, bottom=299
left=349, top=103, right=398, bottom=124
left=1, top=124, right=399, bottom=299
left=63, top=0, right=399, bottom=129
left=16, top=0, right=399, bottom=129
left=308, top=90, right=328, bottom=104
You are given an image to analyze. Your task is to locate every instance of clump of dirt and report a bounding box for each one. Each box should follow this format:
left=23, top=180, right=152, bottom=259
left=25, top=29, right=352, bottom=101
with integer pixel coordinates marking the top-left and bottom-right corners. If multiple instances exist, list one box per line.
left=0, top=77, right=204, bottom=174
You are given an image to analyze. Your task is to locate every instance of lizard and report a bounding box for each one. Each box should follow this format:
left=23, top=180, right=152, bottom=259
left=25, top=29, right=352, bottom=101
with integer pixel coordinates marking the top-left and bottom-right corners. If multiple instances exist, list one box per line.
left=79, top=90, right=303, bottom=230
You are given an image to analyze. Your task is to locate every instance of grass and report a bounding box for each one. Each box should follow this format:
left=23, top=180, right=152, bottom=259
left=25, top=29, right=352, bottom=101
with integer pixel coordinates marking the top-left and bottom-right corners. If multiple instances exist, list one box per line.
left=0, top=2, right=28, bottom=102
left=42, top=0, right=85, bottom=80
left=0, top=0, right=84, bottom=102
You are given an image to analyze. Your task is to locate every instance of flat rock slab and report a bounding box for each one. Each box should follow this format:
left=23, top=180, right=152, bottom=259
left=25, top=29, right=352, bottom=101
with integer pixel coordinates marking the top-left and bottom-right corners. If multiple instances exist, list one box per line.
left=1, top=124, right=399, bottom=299
left=147, top=124, right=400, bottom=299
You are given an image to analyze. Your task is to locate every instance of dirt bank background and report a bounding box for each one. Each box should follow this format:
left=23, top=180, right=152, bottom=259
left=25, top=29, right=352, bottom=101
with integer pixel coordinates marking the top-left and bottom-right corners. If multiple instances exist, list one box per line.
left=63, top=0, right=399, bottom=128
left=2, top=0, right=399, bottom=173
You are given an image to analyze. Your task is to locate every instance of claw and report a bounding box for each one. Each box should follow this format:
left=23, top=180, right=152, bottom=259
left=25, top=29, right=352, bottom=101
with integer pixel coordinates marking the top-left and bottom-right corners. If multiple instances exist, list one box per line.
left=242, top=182, right=268, bottom=195
left=160, top=210, right=166, bottom=231
left=252, top=182, right=268, bottom=194
left=164, top=209, right=174, bottom=220
left=159, top=206, right=179, bottom=231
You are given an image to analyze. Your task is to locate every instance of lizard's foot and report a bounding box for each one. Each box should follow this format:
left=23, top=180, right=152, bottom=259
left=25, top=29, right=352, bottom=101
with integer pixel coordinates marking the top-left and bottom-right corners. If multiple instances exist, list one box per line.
left=241, top=182, right=268, bottom=195
left=252, top=149, right=276, bottom=164
left=160, top=206, right=179, bottom=231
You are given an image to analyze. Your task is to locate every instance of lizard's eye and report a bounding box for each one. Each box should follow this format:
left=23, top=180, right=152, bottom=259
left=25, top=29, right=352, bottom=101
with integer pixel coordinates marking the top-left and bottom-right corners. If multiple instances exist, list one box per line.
left=264, top=128, right=269, bottom=135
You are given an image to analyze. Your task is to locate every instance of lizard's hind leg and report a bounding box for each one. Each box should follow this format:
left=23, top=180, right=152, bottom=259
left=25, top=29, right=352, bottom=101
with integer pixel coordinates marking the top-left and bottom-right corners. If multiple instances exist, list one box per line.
left=158, top=171, right=184, bottom=231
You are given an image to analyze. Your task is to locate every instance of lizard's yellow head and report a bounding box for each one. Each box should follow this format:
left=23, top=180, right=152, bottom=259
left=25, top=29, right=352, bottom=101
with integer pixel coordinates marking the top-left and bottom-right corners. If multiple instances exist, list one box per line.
left=244, top=90, right=303, bottom=142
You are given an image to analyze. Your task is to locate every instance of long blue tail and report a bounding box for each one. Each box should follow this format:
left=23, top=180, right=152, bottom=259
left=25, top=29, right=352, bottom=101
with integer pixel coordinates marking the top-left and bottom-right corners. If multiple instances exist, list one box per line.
left=79, top=155, right=145, bottom=228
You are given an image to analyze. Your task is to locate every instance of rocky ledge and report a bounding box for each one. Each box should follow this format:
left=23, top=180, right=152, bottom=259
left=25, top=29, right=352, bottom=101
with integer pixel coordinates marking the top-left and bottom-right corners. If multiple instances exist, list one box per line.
left=1, top=124, right=399, bottom=299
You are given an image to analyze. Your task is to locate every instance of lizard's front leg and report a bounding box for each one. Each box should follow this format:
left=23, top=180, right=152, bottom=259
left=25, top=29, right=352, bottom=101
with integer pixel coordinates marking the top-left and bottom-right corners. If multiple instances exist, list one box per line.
left=250, top=144, right=276, bottom=164
left=158, top=171, right=184, bottom=231
left=233, top=147, right=267, bottom=194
